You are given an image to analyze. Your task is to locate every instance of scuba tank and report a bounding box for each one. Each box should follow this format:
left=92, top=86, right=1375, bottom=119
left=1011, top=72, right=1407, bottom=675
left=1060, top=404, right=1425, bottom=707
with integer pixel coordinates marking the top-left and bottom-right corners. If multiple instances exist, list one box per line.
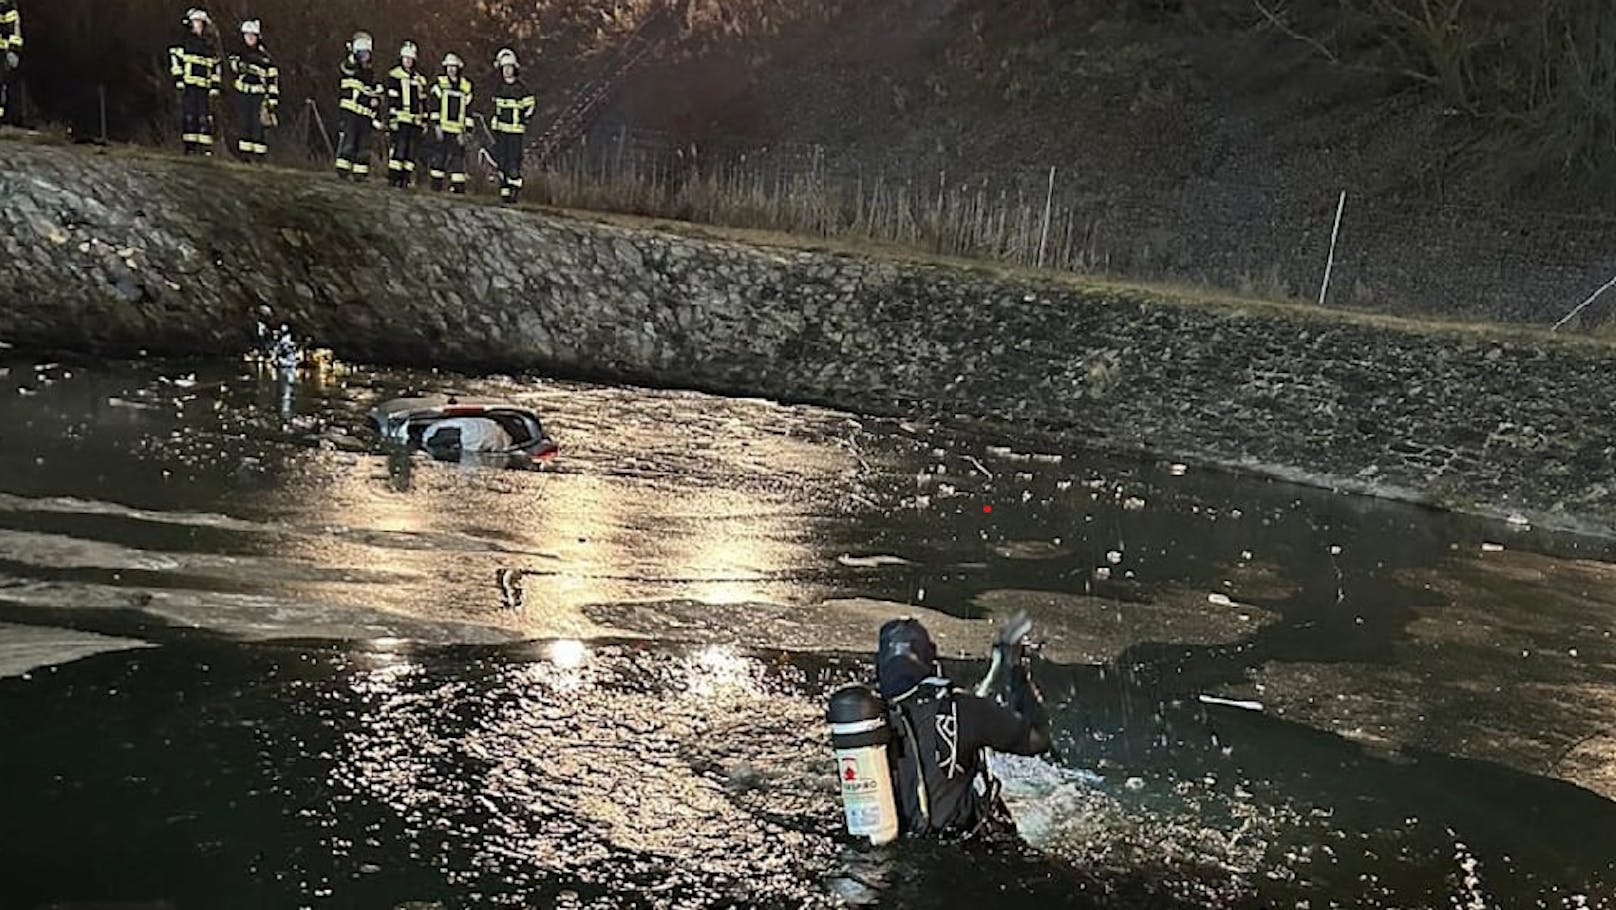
left=827, top=684, right=900, bottom=845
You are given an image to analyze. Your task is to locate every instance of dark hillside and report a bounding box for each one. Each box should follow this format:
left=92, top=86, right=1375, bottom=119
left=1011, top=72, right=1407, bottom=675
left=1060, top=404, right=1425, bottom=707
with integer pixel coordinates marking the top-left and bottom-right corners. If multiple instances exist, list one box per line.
left=11, top=1, right=1615, bottom=323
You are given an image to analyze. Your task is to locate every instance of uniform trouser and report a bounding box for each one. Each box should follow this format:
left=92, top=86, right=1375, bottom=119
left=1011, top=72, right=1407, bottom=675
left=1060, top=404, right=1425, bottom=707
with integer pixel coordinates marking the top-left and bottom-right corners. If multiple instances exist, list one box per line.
left=388, top=122, right=422, bottom=187
left=493, top=132, right=524, bottom=202
left=335, top=110, right=374, bottom=180
left=235, top=92, right=268, bottom=158
left=428, top=131, right=468, bottom=192
left=180, top=87, right=214, bottom=154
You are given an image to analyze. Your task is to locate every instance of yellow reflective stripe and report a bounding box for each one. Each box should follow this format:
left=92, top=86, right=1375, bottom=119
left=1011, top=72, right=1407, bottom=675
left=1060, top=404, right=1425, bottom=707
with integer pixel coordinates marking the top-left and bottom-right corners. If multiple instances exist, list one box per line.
left=176, top=52, right=218, bottom=86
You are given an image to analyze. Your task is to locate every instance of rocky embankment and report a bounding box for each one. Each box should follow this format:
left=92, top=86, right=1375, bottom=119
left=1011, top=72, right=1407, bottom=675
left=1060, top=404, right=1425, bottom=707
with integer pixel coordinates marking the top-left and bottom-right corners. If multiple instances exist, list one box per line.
left=3, top=138, right=1614, bottom=530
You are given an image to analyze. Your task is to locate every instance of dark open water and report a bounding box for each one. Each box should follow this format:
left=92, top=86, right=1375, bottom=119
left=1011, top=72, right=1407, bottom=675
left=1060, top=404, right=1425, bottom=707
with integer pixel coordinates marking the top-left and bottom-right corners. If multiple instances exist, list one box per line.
left=0, top=356, right=1612, bottom=908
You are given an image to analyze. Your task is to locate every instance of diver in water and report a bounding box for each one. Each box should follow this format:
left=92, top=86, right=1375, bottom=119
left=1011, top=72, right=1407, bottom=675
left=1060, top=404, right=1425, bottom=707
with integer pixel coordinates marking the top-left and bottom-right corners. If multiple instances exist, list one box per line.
left=867, top=613, right=1051, bottom=840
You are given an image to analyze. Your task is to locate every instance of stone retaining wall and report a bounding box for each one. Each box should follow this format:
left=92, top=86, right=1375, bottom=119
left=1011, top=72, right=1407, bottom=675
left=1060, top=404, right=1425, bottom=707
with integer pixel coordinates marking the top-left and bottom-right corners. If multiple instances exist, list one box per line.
left=2, top=139, right=1613, bottom=530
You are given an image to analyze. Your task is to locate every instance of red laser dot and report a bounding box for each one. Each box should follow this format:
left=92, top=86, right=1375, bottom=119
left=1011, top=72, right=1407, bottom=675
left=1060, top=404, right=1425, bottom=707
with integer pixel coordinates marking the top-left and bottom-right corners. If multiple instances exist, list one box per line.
left=983, top=505, right=993, bottom=514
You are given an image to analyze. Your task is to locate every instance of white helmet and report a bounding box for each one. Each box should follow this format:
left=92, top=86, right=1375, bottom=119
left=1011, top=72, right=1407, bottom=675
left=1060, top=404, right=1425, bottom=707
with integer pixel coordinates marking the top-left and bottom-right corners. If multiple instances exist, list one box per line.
left=184, top=8, right=210, bottom=26
left=400, top=41, right=418, bottom=60
left=442, top=52, right=464, bottom=70
left=350, top=31, right=374, bottom=55
left=240, top=19, right=262, bottom=36
left=495, top=48, right=519, bottom=70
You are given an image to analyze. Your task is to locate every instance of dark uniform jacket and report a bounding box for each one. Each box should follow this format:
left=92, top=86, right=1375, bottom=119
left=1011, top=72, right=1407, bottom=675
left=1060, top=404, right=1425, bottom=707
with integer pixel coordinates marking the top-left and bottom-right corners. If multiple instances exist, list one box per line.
left=339, top=55, right=381, bottom=120
left=0, top=0, right=22, bottom=60
left=385, top=64, right=427, bottom=128
left=169, top=33, right=221, bottom=92
left=231, top=45, right=278, bottom=104
left=490, top=77, right=536, bottom=134
left=429, top=73, right=473, bottom=135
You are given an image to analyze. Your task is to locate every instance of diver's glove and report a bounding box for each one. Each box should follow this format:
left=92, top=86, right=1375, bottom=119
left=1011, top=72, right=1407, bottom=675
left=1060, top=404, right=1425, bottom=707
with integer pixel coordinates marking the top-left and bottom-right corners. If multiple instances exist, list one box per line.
left=975, top=609, right=1033, bottom=698
left=995, top=610, right=1043, bottom=709
left=993, top=608, right=1033, bottom=669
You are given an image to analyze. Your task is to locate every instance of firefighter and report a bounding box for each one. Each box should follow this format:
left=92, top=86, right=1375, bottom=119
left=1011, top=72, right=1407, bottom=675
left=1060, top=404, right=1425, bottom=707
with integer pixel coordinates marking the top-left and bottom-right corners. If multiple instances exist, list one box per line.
left=169, top=9, right=222, bottom=155
left=427, top=52, right=472, bottom=193
left=384, top=41, right=428, bottom=188
left=489, top=48, right=535, bottom=204
left=0, top=0, right=21, bottom=126
left=334, top=31, right=382, bottom=181
left=228, top=19, right=278, bottom=161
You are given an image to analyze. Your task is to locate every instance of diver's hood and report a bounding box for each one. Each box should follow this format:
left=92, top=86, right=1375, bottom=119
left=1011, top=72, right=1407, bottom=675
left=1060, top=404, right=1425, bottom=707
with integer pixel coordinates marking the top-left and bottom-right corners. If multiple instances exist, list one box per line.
left=877, top=617, right=940, bottom=700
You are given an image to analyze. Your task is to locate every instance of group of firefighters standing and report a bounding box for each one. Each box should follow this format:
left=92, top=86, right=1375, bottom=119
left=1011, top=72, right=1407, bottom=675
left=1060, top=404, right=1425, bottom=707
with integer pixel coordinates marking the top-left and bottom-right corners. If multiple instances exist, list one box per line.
left=168, top=8, right=537, bottom=203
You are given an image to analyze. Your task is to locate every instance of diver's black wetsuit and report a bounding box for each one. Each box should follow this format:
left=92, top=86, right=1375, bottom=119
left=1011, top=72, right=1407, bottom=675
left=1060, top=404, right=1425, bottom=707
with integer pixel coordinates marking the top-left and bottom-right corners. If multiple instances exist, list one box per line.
left=878, top=618, right=1051, bottom=839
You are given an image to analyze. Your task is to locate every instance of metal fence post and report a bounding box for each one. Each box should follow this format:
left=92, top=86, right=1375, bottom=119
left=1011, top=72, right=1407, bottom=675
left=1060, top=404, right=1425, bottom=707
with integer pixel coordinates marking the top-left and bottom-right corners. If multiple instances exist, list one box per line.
left=1318, top=190, right=1347, bottom=306
left=1037, top=165, right=1057, bottom=268
left=1551, top=273, right=1616, bottom=331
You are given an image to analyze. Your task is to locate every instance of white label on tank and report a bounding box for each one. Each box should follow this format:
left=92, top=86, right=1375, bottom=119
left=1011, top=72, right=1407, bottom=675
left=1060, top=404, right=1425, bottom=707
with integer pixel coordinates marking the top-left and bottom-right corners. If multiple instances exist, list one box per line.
left=838, top=752, right=885, bottom=834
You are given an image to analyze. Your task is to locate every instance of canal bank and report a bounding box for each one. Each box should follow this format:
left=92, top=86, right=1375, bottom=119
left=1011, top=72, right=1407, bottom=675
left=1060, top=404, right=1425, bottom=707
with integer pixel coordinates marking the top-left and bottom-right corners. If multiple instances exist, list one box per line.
left=3, top=137, right=1614, bottom=532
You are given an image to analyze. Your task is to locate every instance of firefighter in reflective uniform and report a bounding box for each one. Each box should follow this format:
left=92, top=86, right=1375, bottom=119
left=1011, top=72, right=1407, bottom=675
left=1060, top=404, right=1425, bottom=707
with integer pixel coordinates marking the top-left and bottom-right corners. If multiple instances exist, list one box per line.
left=489, top=48, right=535, bottom=204
left=384, top=41, right=428, bottom=188
left=335, top=31, right=382, bottom=181
left=427, top=53, right=472, bottom=193
left=228, top=19, right=278, bottom=161
left=169, top=9, right=222, bottom=155
left=0, top=0, right=21, bottom=125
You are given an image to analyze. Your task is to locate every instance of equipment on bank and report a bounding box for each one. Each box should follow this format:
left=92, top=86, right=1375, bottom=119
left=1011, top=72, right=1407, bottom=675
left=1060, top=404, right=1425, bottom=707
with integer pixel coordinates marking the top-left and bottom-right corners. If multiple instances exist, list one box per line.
left=827, top=685, right=900, bottom=845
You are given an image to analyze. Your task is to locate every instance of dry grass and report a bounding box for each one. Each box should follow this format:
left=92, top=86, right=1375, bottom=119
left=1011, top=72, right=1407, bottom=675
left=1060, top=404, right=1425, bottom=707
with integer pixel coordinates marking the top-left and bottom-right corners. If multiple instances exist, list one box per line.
left=546, top=201, right=1616, bottom=352
left=9, top=129, right=1611, bottom=352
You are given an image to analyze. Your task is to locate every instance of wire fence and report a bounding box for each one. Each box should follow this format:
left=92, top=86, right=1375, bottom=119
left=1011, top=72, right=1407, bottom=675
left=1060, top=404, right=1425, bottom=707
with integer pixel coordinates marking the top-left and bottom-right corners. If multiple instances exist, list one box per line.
left=33, top=81, right=1616, bottom=331
left=528, top=123, right=1616, bottom=330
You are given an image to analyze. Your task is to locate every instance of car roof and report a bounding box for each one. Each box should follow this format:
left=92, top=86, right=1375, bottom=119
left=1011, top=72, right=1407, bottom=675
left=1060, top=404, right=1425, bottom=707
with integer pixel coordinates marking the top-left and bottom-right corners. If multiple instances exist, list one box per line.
left=371, top=396, right=542, bottom=421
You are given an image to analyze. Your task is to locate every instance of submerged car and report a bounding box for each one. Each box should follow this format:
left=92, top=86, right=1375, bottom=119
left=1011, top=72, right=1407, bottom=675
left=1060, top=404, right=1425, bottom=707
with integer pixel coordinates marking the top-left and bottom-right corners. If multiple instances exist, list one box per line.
left=368, top=396, right=559, bottom=465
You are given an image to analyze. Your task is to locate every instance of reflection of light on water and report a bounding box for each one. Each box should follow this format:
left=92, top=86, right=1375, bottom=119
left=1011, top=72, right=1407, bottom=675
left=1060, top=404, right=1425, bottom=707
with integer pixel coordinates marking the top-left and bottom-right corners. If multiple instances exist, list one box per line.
left=702, top=580, right=761, bottom=605
left=534, top=474, right=617, bottom=609
left=683, top=517, right=778, bottom=606
left=524, top=657, right=590, bottom=694
left=548, top=638, right=588, bottom=669
left=683, top=645, right=761, bottom=697
left=327, top=646, right=820, bottom=900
